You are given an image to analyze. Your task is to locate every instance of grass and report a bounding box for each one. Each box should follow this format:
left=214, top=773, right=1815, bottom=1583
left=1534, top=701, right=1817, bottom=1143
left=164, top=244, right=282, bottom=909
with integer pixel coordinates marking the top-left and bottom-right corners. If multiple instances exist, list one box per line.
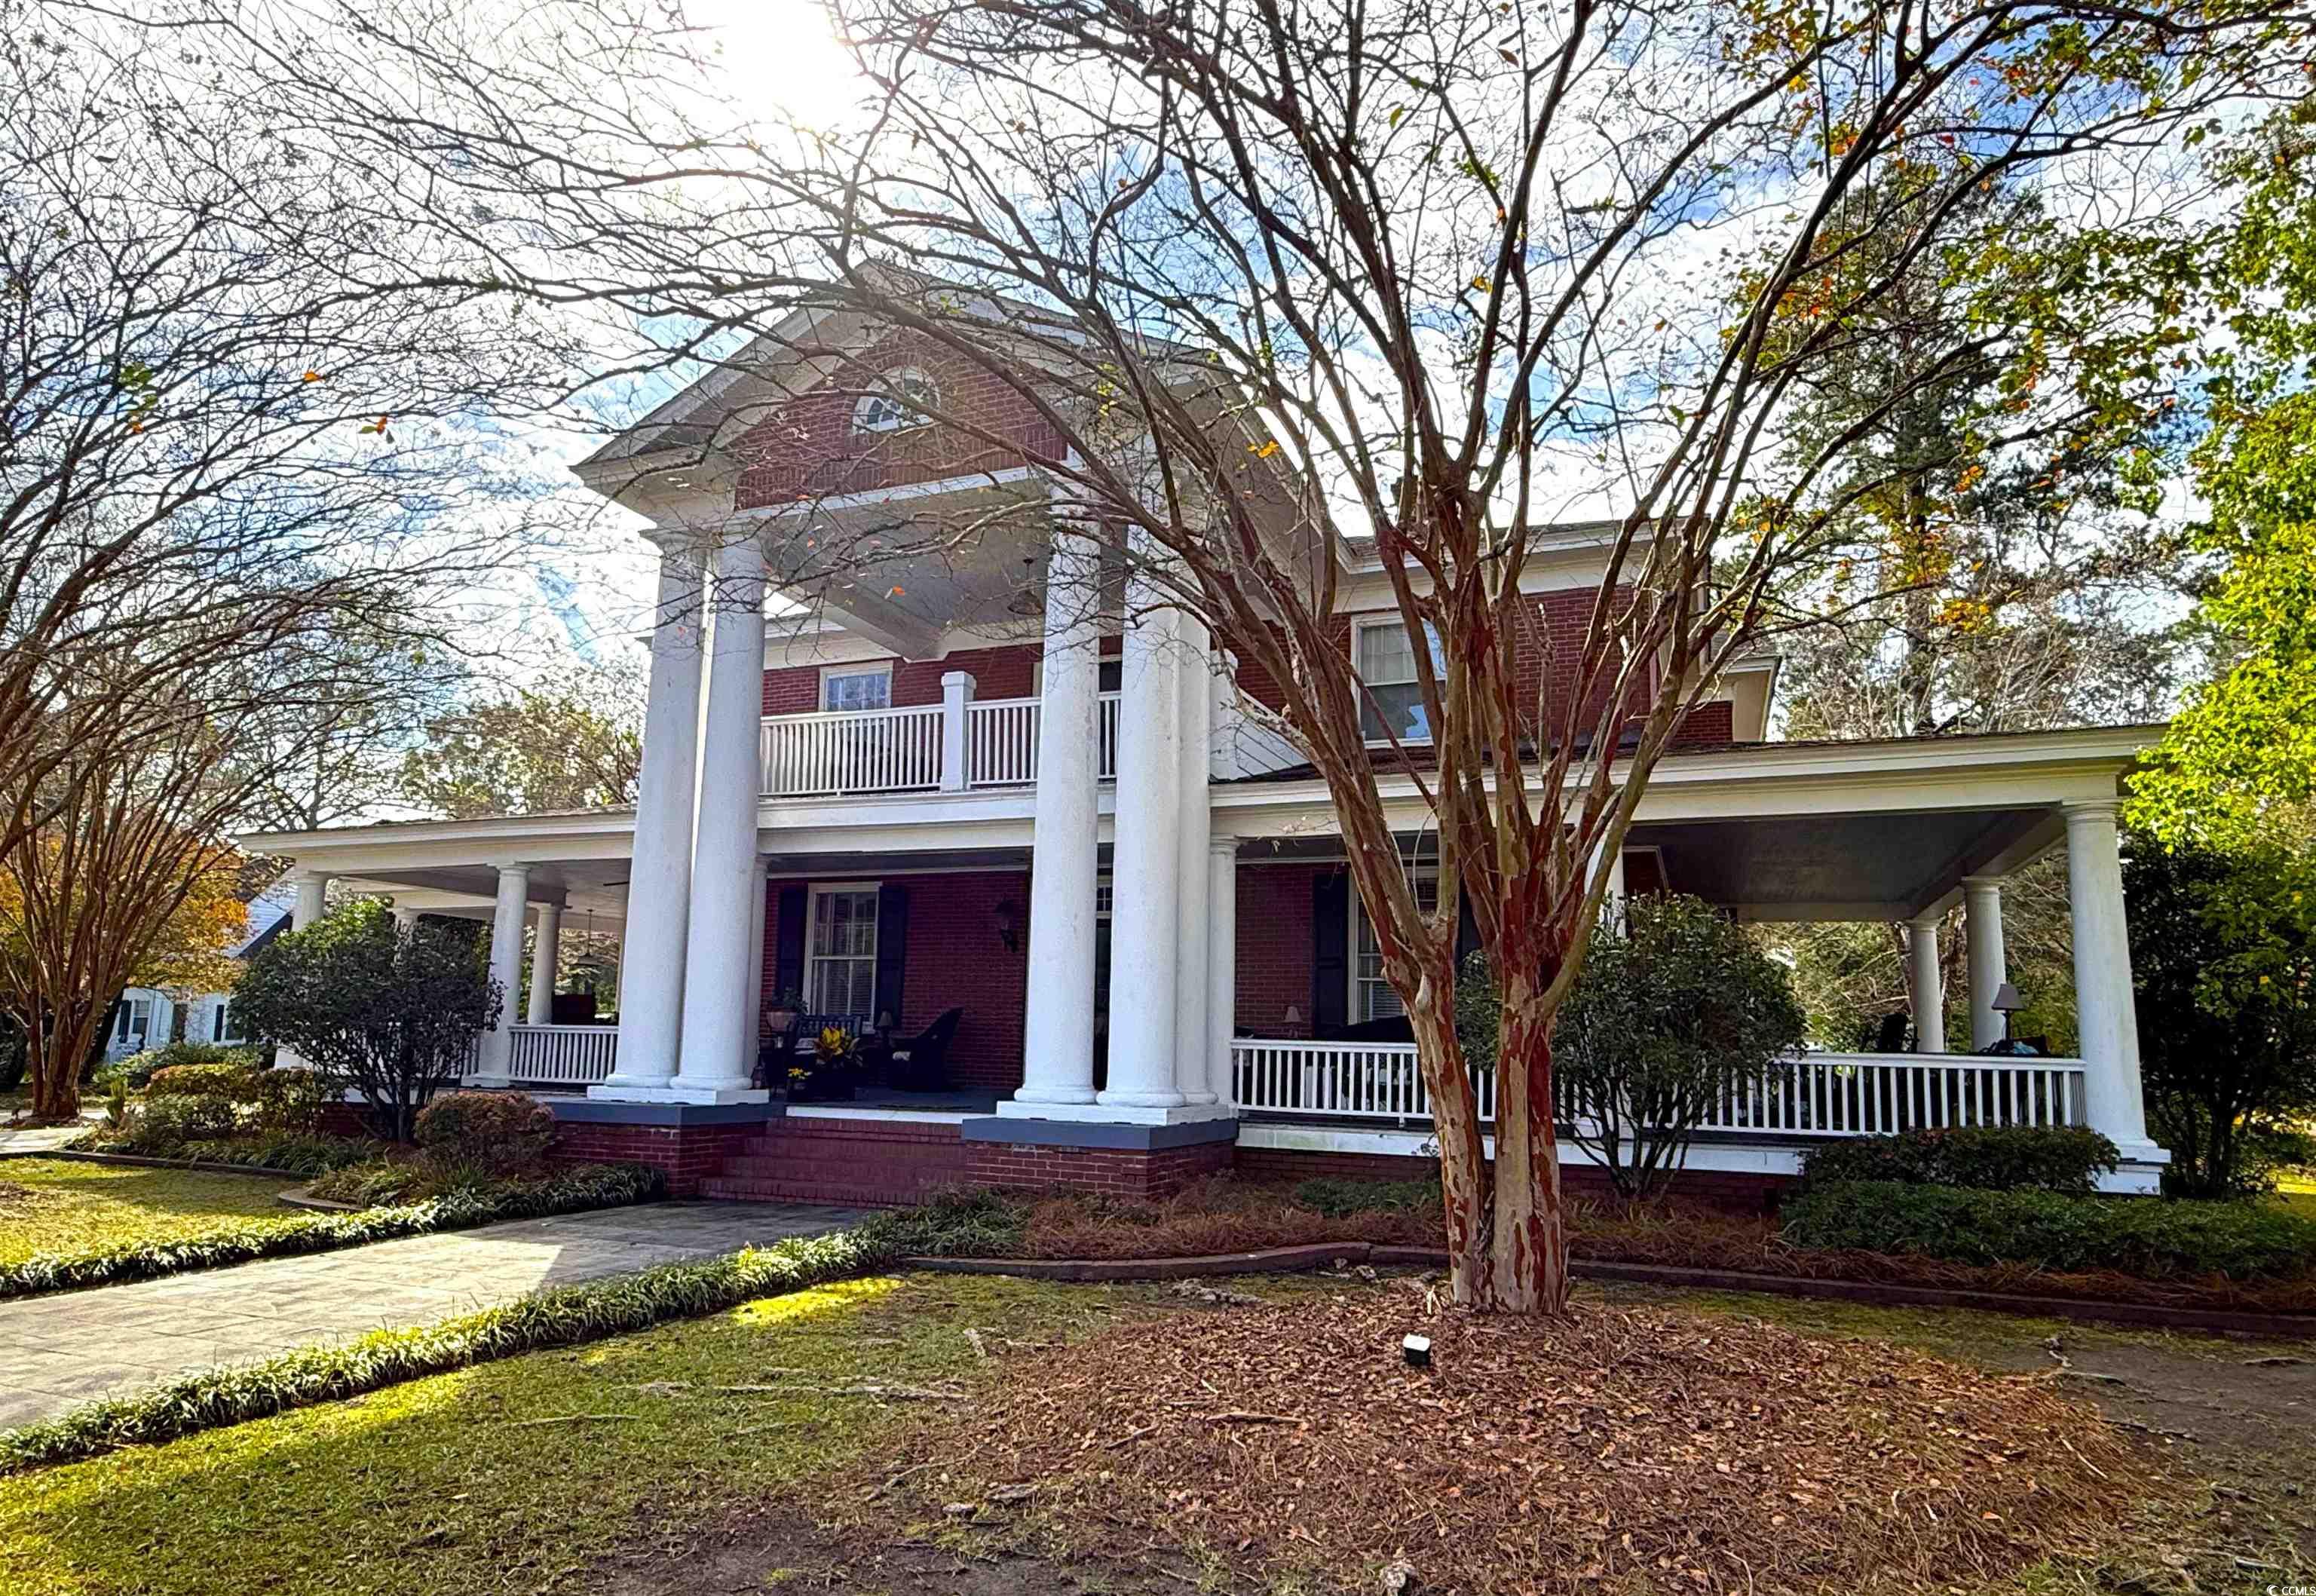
left=0, top=1272, right=1138, bottom=1596
left=0, top=1156, right=305, bottom=1269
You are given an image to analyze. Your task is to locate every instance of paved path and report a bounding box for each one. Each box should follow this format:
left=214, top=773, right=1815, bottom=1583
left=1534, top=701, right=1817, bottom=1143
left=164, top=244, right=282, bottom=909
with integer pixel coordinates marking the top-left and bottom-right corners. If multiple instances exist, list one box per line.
left=0, top=1200, right=868, bottom=1428
left=0, top=1114, right=104, bottom=1154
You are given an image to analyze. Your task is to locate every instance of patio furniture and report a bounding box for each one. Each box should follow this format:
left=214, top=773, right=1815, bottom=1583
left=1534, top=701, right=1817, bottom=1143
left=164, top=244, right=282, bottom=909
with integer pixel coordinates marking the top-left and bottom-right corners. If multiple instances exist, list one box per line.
left=886, top=1006, right=963, bottom=1092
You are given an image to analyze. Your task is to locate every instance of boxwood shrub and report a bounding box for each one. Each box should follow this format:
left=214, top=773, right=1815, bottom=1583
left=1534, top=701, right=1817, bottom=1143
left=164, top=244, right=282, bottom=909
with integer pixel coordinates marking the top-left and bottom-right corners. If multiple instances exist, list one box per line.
left=1798, top=1127, right=2120, bottom=1194
left=0, top=1229, right=895, bottom=1473
left=0, top=1162, right=665, bottom=1300
left=1781, top=1179, right=2316, bottom=1281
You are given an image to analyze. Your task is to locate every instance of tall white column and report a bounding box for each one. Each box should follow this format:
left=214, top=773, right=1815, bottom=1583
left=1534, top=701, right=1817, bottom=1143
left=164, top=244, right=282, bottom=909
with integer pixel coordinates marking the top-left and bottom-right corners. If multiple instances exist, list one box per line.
left=743, top=856, right=769, bottom=1057
left=1011, top=529, right=1104, bottom=1110
left=1206, top=834, right=1239, bottom=1106
left=599, top=553, right=705, bottom=1098
left=290, top=872, right=329, bottom=930
left=1174, top=617, right=1215, bottom=1104
left=526, top=902, right=562, bottom=1025
left=1099, top=541, right=1186, bottom=1110
left=475, top=862, right=531, bottom=1084
left=1963, top=875, right=2010, bottom=1050
left=670, top=535, right=770, bottom=1104
left=1907, top=914, right=1947, bottom=1053
left=2065, top=800, right=2156, bottom=1156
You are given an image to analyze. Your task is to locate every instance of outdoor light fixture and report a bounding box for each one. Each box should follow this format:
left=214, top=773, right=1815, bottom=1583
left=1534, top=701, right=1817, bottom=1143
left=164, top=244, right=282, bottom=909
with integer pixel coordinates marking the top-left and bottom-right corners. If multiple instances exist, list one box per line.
left=994, top=898, right=1021, bottom=952
left=1402, top=1334, right=1432, bottom=1371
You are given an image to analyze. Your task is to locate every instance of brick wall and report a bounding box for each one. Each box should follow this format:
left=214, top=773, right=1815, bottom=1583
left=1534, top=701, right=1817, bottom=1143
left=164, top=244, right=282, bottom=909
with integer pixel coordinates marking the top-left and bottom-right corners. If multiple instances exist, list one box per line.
left=1672, top=698, right=1734, bottom=746
left=964, top=1136, right=1236, bottom=1199
left=733, top=330, right=1065, bottom=507
left=762, top=641, right=1043, bottom=715
left=704, top=1118, right=972, bottom=1208
left=1235, top=859, right=1324, bottom=1035
left=761, top=869, right=1031, bottom=1095
left=1234, top=1144, right=1790, bottom=1212
left=549, top=1120, right=763, bottom=1198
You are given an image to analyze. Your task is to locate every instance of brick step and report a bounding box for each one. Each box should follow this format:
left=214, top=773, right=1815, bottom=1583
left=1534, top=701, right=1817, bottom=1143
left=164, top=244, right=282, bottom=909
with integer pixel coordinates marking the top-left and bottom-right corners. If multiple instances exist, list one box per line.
left=715, top=1153, right=969, bottom=1182
left=698, top=1175, right=925, bottom=1208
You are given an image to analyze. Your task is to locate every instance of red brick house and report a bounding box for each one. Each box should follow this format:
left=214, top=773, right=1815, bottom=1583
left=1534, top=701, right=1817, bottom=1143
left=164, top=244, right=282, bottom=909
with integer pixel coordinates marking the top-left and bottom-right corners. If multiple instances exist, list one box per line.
left=242, top=310, right=2168, bottom=1203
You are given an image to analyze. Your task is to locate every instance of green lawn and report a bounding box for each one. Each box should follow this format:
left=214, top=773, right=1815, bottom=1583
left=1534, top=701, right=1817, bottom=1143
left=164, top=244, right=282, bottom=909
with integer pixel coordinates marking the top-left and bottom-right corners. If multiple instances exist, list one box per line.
left=0, top=1273, right=1111, bottom=1596
left=0, top=1157, right=305, bottom=1270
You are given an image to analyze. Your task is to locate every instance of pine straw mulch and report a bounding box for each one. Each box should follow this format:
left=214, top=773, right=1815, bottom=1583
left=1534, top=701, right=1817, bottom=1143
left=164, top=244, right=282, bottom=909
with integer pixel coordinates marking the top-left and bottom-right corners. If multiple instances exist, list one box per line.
left=862, top=1279, right=2160, bottom=1596
left=982, top=1181, right=2316, bottom=1314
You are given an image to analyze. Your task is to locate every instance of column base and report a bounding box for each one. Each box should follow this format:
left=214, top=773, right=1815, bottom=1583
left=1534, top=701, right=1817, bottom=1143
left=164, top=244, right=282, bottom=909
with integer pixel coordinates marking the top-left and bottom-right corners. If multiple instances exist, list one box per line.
left=589, top=1076, right=676, bottom=1101
left=589, top=1081, right=770, bottom=1107
left=1006, top=1086, right=1099, bottom=1107
left=2098, top=1141, right=2170, bottom=1195
left=997, top=1099, right=1236, bottom=1128
left=465, top=1074, right=513, bottom=1090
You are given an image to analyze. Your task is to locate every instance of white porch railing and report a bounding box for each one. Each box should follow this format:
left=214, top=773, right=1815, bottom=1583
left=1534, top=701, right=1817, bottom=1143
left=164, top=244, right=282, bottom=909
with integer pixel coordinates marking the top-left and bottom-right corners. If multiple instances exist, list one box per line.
left=1230, top=1040, right=2085, bottom=1136
left=759, top=703, right=946, bottom=795
left=504, top=1024, right=618, bottom=1087
left=765, top=690, right=1124, bottom=797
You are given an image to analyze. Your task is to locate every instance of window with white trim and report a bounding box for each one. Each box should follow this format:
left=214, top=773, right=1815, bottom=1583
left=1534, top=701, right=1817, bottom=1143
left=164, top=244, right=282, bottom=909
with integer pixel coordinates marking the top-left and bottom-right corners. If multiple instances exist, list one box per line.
left=851, top=367, right=938, bottom=435
left=819, top=665, right=893, bottom=712
left=115, top=997, right=154, bottom=1051
left=1353, top=617, right=1444, bottom=743
left=214, top=1001, right=244, bottom=1043
left=1352, top=866, right=1439, bottom=1022
left=806, top=886, right=880, bottom=1016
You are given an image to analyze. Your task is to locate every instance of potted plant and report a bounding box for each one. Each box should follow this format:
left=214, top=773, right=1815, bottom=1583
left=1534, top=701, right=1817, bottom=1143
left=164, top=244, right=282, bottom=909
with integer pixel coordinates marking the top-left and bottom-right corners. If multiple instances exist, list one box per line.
left=763, top=987, right=803, bottom=1040
left=810, top=1025, right=859, bottom=1101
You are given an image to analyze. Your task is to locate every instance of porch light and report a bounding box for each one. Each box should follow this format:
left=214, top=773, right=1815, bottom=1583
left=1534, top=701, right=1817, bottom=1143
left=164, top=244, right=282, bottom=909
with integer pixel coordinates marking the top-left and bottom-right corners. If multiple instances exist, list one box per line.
left=994, top=897, right=1021, bottom=952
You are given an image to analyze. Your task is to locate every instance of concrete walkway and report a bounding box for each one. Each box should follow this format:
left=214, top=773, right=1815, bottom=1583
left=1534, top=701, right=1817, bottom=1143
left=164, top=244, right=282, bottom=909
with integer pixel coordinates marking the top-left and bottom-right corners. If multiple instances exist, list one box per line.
left=0, top=1200, right=868, bottom=1428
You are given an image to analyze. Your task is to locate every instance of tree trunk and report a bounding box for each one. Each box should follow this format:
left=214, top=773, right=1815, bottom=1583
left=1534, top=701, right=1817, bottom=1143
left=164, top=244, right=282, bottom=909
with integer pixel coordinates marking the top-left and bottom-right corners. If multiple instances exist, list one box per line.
left=1407, top=984, right=1493, bottom=1306
left=27, top=1001, right=100, bottom=1121
left=1486, top=982, right=1570, bottom=1316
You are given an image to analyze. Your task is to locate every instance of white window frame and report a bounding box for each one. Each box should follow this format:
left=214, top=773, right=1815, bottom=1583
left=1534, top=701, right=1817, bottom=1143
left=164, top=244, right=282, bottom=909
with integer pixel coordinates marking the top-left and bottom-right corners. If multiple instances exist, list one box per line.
left=1030, top=656, right=1123, bottom=698
left=850, top=367, right=938, bottom=436
left=1350, top=864, right=1440, bottom=1023
left=1351, top=615, right=1443, bottom=747
left=818, top=663, right=893, bottom=712
left=804, top=882, right=881, bottom=1018
left=116, top=996, right=154, bottom=1050
left=214, top=1000, right=244, bottom=1043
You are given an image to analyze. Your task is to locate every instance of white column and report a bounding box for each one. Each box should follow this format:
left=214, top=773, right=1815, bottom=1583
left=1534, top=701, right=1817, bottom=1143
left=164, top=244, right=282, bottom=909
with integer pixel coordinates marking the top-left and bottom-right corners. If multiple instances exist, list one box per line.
left=1174, top=617, right=1215, bottom=1104
left=1098, top=538, right=1187, bottom=1111
left=670, top=535, right=770, bottom=1104
left=526, top=901, right=562, bottom=1025
left=290, top=872, right=329, bottom=930
left=2065, top=800, right=2157, bottom=1157
left=474, top=862, right=531, bottom=1085
left=743, top=856, right=768, bottom=1055
left=598, top=553, right=705, bottom=1098
left=939, top=669, right=975, bottom=792
left=1009, top=528, right=1103, bottom=1110
left=1963, top=875, right=2009, bottom=1051
left=1206, top=834, right=1238, bottom=1106
left=1907, top=914, right=1946, bottom=1053
left=390, top=905, right=420, bottom=933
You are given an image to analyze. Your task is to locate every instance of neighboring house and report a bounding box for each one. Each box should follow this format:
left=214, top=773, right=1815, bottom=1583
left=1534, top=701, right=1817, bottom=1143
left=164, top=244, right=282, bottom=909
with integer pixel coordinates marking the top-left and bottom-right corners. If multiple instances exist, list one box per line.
left=240, top=309, right=2169, bottom=1202
left=103, top=884, right=296, bottom=1060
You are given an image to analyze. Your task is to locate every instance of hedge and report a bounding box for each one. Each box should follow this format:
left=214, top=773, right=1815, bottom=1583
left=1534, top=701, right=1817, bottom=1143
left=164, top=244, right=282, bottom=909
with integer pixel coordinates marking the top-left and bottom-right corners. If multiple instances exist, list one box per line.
left=1781, top=1179, right=2316, bottom=1281
left=0, top=1162, right=665, bottom=1300
left=1799, top=1127, right=2120, bottom=1194
left=0, top=1230, right=894, bottom=1473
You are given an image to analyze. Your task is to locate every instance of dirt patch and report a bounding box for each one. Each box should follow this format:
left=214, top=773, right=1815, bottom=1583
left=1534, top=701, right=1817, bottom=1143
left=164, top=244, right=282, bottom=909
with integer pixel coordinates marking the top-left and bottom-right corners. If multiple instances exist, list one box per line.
left=0, top=1180, right=59, bottom=1215
left=854, top=1277, right=2159, bottom=1595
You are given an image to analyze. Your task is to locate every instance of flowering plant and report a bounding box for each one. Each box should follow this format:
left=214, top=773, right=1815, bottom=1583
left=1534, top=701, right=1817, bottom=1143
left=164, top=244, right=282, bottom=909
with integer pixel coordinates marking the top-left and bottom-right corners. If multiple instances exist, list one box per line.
left=813, top=1026, right=857, bottom=1067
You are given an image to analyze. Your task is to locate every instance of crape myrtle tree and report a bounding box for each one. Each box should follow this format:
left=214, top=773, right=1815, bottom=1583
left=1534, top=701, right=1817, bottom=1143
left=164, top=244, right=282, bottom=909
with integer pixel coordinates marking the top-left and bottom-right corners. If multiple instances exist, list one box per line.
left=162, top=0, right=2308, bottom=1310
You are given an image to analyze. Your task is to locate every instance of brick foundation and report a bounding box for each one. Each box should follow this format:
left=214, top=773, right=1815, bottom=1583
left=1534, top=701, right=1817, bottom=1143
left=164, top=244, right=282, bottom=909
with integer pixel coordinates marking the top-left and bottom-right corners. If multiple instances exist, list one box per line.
left=550, top=1119, right=764, bottom=1198
left=700, top=1117, right=973, bottom=1208
left=963, top=1135, right=1236, bottom=1199
left=1233, top=1145, right=1791, bottom=1212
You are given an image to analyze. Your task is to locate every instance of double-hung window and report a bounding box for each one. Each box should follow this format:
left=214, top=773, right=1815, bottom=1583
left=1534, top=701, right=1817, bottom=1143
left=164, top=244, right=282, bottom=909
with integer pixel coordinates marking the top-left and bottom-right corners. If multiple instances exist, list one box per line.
left=819, top=666, right=892, bottom=713
left=115, top=997, right=153, bottom=1052
left=1352, top=866, right=1439, bottom=1022
left=806, top=886, right=880, bottom=1018
left=1354, top=618, right=1443, bottom=743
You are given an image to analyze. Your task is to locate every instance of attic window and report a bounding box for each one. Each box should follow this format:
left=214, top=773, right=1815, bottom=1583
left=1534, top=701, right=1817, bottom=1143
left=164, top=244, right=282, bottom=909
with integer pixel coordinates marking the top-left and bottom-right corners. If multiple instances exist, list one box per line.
left=852, top=367, right=938, bottom=435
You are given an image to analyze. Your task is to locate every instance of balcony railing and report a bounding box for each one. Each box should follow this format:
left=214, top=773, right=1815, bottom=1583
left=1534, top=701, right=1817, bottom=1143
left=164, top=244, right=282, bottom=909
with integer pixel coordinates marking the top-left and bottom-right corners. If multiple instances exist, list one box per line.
left=1230, top=1040, right=2086, bottom=1136
left=473, top=1024, right=618, bottom=1088
left=761, top=690, right=1123, bottom=797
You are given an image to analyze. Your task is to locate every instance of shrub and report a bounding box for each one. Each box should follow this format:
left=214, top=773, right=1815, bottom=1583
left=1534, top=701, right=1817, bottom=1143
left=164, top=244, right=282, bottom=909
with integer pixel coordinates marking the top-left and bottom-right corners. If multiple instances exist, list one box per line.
left=133, top=1090, right=241, bottom=1145
left=1800, top=1127, right=2121, bottom=1195
left=93, top=1043, right=259, bottom=1094
left=414, top=1090, right=556, bottom=1174
left=1554, top=893, right=1808, bottom=1198
left=858, top=1189, right=1030, bottom=1258
left=170, top=1132, right=381, bottom=1177
left=1781, top=1180, right=2316, bottom=1281
left=0, top=1229, right=891, bottom=1473
left=0, top=1161, right=665, bottom=1301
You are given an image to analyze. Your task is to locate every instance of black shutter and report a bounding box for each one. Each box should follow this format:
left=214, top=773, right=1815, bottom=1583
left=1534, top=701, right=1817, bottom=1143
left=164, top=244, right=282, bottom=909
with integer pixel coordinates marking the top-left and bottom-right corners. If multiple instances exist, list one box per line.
left=873, top=884, right=910, bottom=1030
left=1312, top=870, right=1349, bottom=1037
left=774, top=885, right=808, bottom=1002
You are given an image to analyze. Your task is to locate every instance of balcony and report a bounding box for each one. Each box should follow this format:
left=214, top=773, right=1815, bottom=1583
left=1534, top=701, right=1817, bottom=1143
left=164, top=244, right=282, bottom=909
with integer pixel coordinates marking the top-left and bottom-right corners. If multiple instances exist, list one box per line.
left=760, top=691, right=1122, bottom=798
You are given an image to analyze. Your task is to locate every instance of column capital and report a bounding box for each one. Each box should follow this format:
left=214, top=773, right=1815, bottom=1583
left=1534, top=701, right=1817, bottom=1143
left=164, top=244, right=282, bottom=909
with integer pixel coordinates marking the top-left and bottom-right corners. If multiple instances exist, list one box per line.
left=1208, top=832, right=1240, bottom=858
left=2060, top=797, right=2124, bottom=824
left=1906, top=910, right=1943, bottom=931
left=486, top=858, right=535, bottom=878
left=940, top=669, right=977, bottom=689
left=1960, top=874, right=2006, bottom=892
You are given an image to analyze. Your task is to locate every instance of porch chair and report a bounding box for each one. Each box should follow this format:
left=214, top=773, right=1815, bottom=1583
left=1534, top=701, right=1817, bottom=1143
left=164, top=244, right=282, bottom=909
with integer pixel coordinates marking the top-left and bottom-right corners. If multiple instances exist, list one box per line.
left=885, top=1006, right=963, bottom=1092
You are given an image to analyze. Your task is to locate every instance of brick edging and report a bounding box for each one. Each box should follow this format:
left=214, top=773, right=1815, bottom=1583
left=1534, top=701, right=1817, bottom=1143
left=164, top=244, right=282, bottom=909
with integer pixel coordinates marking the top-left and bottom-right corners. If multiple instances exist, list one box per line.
left=904, top=1244, right=2316, bottom=1338
left=280, top=1187, right=363, bottom=1213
